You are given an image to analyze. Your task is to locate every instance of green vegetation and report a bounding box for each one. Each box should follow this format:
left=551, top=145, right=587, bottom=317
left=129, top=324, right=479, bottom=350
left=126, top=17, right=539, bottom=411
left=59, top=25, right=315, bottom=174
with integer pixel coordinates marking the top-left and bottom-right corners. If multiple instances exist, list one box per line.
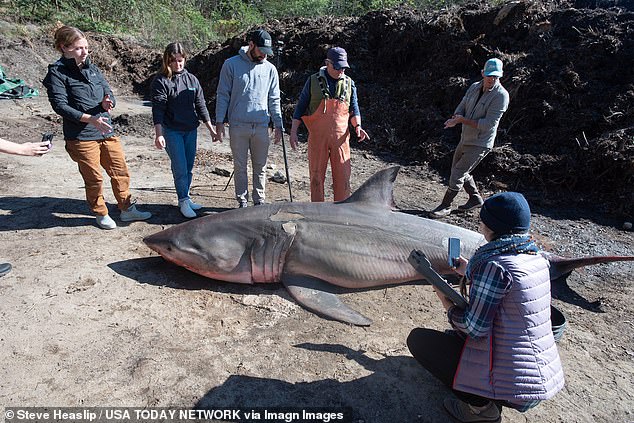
left=3, top=0, right=462, bottom=49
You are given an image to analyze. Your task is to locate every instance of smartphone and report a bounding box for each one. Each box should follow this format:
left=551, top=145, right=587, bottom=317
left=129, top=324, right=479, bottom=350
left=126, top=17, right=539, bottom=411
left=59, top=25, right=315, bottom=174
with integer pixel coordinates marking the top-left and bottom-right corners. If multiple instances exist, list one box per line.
left=448, top=237, right=461, bottom=268
left=42, top=133, right=54, bottom=149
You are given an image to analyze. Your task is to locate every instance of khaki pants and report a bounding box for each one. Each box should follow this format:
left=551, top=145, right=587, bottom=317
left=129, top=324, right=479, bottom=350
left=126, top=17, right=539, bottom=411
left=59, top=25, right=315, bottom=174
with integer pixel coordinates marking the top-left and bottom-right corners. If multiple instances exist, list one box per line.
left=448, top=143, right=491, bottom=192
left=65, top=137, right=131, bottom=216
left=228, top=124, right=270, bottom=204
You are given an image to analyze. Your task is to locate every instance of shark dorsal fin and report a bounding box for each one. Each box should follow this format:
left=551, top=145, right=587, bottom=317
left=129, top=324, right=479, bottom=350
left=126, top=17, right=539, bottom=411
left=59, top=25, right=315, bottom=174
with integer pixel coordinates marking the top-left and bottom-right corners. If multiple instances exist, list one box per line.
left=340, top=166, right=399, bottom=208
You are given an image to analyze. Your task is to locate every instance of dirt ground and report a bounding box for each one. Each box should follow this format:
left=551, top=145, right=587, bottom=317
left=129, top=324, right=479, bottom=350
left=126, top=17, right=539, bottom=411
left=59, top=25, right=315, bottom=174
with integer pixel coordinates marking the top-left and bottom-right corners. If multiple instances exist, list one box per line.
left=1, top=96, right=633, bottom=423
left=1, top=4, right=634, bottom=423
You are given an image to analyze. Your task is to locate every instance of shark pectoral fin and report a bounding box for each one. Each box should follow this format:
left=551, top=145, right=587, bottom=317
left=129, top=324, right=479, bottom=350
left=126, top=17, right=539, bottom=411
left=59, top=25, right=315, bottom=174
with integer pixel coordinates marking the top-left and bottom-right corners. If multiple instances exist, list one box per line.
left=281, top=275, right=372, bottom=326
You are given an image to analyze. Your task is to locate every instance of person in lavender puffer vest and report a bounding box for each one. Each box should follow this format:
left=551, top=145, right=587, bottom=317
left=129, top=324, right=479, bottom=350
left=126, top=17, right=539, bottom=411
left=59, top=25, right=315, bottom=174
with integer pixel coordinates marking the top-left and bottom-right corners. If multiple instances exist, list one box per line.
left=407, top=192, right=564, bottom=423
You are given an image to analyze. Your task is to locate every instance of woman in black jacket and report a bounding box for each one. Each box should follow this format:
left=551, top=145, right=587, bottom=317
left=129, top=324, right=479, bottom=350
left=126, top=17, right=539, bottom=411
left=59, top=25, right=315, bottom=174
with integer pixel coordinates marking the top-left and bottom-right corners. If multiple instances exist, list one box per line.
left=43, top=25, right=151, bottom=230
left=151, top=42, right=217, bottom=218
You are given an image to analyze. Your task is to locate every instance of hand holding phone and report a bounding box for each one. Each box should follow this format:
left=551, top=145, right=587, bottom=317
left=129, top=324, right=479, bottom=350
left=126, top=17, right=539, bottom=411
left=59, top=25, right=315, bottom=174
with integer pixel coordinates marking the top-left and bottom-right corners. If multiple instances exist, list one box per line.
left=42, top=133, right=54, bottom=149
left=408, top=249, right=468, bottom=309
left=448, top=237, right=461, bottom=268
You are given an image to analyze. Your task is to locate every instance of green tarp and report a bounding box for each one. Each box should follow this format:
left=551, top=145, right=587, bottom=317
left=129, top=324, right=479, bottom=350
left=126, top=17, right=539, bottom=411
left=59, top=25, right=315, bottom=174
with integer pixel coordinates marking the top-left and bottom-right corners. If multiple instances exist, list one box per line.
left=0, top=65, right=38, bottom=99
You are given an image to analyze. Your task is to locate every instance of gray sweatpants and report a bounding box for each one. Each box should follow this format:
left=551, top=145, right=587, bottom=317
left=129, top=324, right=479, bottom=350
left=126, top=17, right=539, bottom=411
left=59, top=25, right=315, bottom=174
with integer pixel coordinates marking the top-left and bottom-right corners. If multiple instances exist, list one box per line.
left=229, top=123, right=270, bottom=204
left=448, top=143, right=491, bottom=191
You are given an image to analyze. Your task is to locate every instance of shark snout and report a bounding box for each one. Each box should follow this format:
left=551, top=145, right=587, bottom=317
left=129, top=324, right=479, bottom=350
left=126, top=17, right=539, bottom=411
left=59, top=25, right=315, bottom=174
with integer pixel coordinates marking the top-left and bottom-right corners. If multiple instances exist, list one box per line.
left=143, top=232, right=175, bottom=255
left=143, top=230, right=205, bottom=267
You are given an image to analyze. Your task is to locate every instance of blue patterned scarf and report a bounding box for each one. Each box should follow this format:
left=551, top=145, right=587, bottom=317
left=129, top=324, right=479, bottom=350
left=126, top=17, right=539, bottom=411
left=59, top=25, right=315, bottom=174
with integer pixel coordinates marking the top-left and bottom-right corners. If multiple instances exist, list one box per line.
left=466, top=234, right=539, bottom=280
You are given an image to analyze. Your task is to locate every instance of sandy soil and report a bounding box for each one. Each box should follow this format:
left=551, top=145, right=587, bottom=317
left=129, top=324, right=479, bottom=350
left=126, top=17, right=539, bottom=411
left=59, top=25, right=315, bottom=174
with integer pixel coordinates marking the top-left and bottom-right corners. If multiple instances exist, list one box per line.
left=0, top=94, right=633, bottom=423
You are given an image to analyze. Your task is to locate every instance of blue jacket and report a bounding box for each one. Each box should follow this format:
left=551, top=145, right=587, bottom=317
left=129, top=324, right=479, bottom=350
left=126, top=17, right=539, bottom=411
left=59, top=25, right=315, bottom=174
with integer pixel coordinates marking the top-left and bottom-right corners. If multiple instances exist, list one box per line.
left=215, top=46, right=282, bottom=128
left=43, top=56, right=116, bottom=141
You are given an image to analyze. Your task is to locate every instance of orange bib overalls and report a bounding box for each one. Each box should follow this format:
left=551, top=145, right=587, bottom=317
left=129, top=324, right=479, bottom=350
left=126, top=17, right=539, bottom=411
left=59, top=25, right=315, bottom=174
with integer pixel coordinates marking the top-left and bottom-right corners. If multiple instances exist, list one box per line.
left=302, top=98, right=351, bottom=202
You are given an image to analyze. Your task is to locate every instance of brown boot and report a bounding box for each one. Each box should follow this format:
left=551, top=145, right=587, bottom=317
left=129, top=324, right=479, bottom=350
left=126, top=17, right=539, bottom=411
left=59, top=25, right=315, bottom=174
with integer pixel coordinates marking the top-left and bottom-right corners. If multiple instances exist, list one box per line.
left=458, top=178, right=484, bottom=211
left=430, top=189, right=459, bottom=218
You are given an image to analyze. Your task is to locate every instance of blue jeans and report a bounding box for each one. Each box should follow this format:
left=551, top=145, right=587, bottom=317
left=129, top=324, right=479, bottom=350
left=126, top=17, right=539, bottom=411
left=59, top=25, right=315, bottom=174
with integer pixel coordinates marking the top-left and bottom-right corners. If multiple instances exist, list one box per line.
left=164, top=127, right=197, bottom=201
left=448, top=143, right=491, bottom=191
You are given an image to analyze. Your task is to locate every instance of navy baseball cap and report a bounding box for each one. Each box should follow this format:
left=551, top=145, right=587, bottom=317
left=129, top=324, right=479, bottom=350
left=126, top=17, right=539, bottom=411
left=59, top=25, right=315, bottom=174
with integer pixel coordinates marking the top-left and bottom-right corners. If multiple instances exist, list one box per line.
left=250, top=29, right=273, bottom=55
left=327, top=47, right=350, bottom=70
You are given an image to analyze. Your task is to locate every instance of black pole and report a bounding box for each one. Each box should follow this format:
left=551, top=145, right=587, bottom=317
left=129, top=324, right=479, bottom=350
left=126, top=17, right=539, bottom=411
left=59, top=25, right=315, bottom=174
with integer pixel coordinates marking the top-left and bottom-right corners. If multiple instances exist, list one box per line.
left=222, top=171, right=234, bottom=191
left=275, top=40, right=293, bottom=202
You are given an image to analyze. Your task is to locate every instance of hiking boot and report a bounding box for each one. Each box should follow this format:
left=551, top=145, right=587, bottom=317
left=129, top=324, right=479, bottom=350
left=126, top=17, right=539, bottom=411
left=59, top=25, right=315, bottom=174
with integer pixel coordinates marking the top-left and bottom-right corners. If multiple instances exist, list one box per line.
left=188, top=199, right=203, bottom=210
left=430, top=205, right=452, bottom=218
left=120, top=202, right=152, bottom=222
left=96, top=214, right=117, bottom=230
left=459, top=178, right=484, bottom=211
left=443, top=397, right=501, bottom=423
left=429, top=189, right=459, bottom=219
left=458, top=194, right=484, bottom=211
left=179, top=200, right=196, bottom=218
left=0, top=262, right=12, bottom=277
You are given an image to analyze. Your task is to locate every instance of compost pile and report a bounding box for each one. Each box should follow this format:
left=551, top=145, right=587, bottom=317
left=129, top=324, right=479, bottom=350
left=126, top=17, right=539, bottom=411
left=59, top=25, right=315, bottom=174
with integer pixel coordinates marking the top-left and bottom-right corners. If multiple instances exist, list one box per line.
left=87, top=33, right=162, bottom=95
left=187, top=0, right=634, bottom=217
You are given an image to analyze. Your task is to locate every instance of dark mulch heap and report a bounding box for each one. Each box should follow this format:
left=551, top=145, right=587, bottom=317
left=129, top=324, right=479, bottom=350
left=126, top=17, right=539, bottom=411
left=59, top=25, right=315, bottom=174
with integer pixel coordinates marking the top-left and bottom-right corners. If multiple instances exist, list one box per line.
left=91, top=0, right=634, bottom=218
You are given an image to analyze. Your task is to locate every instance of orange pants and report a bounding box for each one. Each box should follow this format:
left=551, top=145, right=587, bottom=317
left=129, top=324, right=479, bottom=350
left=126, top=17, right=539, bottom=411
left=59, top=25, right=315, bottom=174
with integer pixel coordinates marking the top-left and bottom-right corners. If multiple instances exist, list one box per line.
left=303, top=98, right=351, bottom=202
left=65, top=137, right=132, bottom=216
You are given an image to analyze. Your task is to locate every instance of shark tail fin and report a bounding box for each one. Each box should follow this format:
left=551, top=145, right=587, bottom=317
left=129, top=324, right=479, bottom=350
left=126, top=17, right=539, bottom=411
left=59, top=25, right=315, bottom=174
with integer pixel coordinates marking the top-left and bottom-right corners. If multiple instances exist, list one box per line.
left=544, top=252, right=634, bottom=280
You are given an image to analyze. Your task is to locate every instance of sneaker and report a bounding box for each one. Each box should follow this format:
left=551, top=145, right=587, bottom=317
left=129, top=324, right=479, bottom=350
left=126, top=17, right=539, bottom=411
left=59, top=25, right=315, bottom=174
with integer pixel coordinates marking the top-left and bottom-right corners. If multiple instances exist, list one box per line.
left=179, top=199, right=196, bottom=218
left=238, top=201, right=248, bottom=208
left=120, top=202, right=152, bottom=222
left=458, top=195, right=484, bottom=211
left=96, top=214, right=117, bottom=229
left=443, top=398, right=501, bottom=423
left=188, top=199, right=203, bottom=210
left=254, top=200, right=266, bottom=206
left=0, top=262, right=12, bottom=277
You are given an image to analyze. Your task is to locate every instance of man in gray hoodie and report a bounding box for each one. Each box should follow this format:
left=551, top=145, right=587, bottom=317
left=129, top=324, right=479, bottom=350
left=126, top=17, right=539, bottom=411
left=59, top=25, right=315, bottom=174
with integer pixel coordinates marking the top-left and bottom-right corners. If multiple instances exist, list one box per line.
left=215, top=29, right=283, bottom=208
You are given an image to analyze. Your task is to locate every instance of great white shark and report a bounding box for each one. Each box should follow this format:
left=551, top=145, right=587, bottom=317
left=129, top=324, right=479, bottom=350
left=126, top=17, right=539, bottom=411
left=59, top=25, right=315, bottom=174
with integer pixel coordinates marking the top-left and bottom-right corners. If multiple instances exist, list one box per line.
left=143, top=166, right=634, bottom=326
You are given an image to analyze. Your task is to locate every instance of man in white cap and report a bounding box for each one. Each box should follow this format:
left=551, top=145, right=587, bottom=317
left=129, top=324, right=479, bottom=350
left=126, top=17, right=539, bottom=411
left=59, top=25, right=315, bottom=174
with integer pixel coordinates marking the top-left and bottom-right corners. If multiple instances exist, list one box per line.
left=430, top=58, right=510, bottom=218
left=215, top=29, right=283, bottom=208
left=289, top=47, right=369, bottom=202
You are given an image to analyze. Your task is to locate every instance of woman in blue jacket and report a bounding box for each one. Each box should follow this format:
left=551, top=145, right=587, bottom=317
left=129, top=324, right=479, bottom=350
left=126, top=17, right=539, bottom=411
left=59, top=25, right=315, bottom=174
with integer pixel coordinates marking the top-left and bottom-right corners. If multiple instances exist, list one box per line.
left=151, top=42, right=217, bottom=218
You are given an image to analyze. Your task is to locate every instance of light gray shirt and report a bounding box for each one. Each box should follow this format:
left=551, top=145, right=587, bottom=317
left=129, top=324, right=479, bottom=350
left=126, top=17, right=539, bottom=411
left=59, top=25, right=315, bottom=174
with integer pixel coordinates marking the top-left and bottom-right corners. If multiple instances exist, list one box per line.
left=455, top=80, right=509, bottom=149
left=215, top=46, right=283, bottom=128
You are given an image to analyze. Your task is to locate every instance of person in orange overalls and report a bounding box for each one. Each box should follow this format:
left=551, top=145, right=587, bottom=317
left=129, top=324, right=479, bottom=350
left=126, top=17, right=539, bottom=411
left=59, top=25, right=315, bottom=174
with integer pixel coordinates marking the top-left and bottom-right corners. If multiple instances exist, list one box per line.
left=289, top=47, right=369, bottom=202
